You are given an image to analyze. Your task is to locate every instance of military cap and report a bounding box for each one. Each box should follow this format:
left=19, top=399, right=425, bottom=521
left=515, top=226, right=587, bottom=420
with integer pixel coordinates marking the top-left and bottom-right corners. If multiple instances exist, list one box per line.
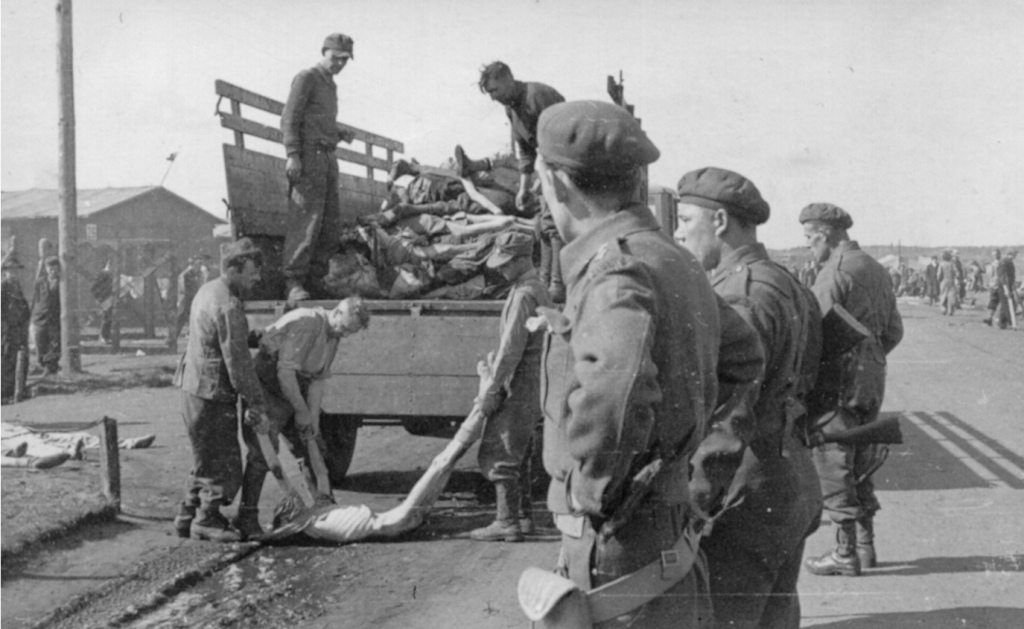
left=675, top=167, right=770, bottom=226
left=538, top=101, right=659, bottom=176
left=799, top=203, right=853, bottom=229
left=1, top=249, right=24, bottom=270
left=222, top=238, right=263, bottom=267
left=486, top=231, right=534, bottom=268
left=44, top=256, right=61, bottom=268
left=322, top=33, right=354, bottom=59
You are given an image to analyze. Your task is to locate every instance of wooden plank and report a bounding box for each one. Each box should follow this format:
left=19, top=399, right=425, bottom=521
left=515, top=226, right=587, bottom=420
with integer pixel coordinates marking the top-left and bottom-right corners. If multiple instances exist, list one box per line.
left=215, top=79, right=405, bottom=153
left=230, top=100, right=244, bottom=148
left=219, top=114, right=392, bottom=171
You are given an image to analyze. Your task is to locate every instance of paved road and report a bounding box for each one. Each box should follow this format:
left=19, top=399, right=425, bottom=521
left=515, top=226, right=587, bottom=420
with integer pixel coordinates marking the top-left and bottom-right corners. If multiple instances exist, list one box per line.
left=2, top=299, right=1022, bottom=628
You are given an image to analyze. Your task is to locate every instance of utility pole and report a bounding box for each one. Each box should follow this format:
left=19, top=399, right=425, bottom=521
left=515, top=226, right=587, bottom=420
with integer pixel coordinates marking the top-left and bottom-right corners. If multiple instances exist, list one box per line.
left=57, top=0, right=81, bottom=372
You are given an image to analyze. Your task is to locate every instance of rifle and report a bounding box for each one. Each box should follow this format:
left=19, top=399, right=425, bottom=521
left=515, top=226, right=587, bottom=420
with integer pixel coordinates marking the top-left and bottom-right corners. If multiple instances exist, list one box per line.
left=806, top=415, right=903, bottom=448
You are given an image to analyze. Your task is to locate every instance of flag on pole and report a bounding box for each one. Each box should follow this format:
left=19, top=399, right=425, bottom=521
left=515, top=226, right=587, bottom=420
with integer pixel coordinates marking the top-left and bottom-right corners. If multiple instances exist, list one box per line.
left=166, top=152, right=178, bottom=162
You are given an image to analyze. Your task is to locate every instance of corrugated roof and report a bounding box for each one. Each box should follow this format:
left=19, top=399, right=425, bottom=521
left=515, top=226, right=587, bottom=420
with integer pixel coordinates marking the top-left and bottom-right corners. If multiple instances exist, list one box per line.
left=1, top=186, right=162, bottom=220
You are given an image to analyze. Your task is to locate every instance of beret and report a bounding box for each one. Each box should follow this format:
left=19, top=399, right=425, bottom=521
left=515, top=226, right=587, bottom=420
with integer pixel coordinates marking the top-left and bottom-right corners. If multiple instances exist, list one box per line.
left=675, top=167, right=770, bottom=225
left=222, top=237, right=263, bottom=266
left=538, top=101, right=659, bottom=176
left=1, top=249, right=24, bottom=270
left=486, top=231, right=534, bottom=268
left=322, top=33, right=354, bottom=58
left=799, top=203, right=853, bottom=229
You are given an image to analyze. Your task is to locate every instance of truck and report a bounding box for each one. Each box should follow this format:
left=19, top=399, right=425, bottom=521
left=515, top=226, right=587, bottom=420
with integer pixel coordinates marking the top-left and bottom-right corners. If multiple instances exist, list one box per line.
left=214, top=77, right=676, bottom=485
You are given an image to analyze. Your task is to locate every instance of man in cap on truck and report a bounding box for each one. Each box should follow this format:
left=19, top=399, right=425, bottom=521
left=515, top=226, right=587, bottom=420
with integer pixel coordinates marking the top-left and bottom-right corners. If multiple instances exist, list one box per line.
left=527, top=100, right=720, bottom=628
left=469, top=231, right=552, bottom=542
left=281, top=33, right=357, bottom=304
left=799, top=203, right=903, bottom=576
left=172, top=238, right=271, bottom=542
left=475, top=61, right=567, bottom=303
left=675, top=166, right=823, bottom=628
left=235, top=296, right=370, bottom=537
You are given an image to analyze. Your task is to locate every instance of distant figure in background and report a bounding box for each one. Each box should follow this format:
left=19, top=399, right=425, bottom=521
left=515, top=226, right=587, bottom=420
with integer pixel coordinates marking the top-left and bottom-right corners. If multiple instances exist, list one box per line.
left=90, top=260, right=115, bottom=344
left=30, top=257, right=62, bottom=375
left=969, top=261, right=985, bottom=292
left=888, top=266, right=901, bottom=296
left=984, top=249, right=1016, bottom=328
left=803, top=259, right=819, bottom=287
left=924, top=256, right=939, bottom=306
left=170, top=254, right=210, bottom=345
left=952, top=250, right=966, bottom=303
left=2, top=250, right=31, bottom=401
left=937, top=250, right=960, bottom=316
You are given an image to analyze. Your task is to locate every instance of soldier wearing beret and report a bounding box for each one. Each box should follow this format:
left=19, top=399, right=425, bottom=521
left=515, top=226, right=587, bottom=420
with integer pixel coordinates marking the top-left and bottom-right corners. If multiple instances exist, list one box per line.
left=477, top=61, right=567, bottom=303
left=533, top=100, right=721, bottom=628
left=675, top=167, right=824, bottom=628
left=2, top=249, right=31, bottom=401
left=172, top=238, right=272, bottom=542
left=280, top=33, right=357, bottom=304
left=799, top=203, right=903, bottom=576
left=469, top=231, right=553, bottom=542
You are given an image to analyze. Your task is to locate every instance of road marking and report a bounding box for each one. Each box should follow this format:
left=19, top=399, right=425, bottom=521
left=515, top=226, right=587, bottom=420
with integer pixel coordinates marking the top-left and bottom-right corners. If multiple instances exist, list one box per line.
left=922, top=411, right=1024, bottom=481
left=903, top=412, right=1010, bottom=489
left=888, top=359, right=953, bottom=364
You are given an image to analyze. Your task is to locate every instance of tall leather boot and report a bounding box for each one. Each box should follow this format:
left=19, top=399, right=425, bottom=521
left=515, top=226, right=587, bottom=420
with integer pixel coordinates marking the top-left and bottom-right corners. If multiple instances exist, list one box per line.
left=470, top=480, right=523, bottom=542
left=805, top=521, right=860, bottom=576
left=454, top=145, right=492, bottom=178
left=856, top=517, right=876, bottom=568
left=548, top=234, right=565, bottom=304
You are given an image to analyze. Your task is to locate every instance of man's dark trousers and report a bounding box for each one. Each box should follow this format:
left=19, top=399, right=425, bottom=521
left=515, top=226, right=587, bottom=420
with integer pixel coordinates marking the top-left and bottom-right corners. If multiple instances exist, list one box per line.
left=180, top=392, right=244, bottom=514
left=33, top=322, right=60, bottom=372
left=283, top=146, right=343, bottom=289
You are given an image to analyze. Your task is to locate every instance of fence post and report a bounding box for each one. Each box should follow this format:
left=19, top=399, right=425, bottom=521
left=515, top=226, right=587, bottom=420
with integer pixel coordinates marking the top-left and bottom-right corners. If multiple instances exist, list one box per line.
left=99, top=416, right=121, bottom=511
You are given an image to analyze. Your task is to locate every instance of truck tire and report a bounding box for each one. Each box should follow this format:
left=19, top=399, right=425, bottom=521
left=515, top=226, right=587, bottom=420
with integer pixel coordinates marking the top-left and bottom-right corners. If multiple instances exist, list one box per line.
left=320, top=415, right=358, bottom=487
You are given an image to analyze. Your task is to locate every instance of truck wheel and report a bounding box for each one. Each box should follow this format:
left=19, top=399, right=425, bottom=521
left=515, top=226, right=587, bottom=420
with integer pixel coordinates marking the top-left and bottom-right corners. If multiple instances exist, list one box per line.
left=320, top=415, right=358, bottom=487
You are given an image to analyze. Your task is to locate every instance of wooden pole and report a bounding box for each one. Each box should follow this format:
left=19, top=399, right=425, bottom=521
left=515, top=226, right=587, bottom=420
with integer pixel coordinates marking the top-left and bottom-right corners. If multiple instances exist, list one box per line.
left=99, top=416, right=122, bottom=510
left=57, top=0, right=81, bottom=373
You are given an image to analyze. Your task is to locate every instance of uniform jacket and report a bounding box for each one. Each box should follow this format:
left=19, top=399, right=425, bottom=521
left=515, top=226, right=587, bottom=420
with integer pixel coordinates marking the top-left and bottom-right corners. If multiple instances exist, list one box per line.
left=2, top=278, right=31, bottom=350
left=541, top=203, right=720, bottom=518
left=30, top=277, right=60, bottom=327
left=482, top=268, right=552, bottom=403
left=174, top=277, right=267, bottom=411
left=505, top=81, right=565, bottom=175
left=810, top=241, right=903, bottom=422
left=281, top=65, right=339, bottom=156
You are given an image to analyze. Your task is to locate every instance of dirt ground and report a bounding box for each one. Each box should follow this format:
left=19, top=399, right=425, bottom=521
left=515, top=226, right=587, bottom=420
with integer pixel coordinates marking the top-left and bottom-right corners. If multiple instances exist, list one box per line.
left=2, top=299, right=1022, bottom=629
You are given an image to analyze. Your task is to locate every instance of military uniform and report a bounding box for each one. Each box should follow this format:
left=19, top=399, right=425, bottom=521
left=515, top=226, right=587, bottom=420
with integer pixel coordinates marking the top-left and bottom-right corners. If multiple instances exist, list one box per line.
left=2, top=251, right=31, bottom=399
left=173, top=240, right=268, bottom=540
left=471, top=233, right=553, bottom=541
left=30, top=264, right=61, bottom=373
left=800, top=204, right=903, bottom=575
left=280, top=34, right=355, bottom=299
left=173, top=264, right=206, bottom=340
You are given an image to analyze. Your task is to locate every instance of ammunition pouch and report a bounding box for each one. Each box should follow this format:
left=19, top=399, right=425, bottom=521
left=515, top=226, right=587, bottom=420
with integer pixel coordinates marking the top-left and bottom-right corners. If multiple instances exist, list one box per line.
left=518, top=524, right=701, bottom=627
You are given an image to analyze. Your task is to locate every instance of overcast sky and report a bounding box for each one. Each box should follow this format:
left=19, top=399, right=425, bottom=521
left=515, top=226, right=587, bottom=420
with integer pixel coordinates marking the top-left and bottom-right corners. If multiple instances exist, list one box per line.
left=3, top=0, right=1022, bottom=249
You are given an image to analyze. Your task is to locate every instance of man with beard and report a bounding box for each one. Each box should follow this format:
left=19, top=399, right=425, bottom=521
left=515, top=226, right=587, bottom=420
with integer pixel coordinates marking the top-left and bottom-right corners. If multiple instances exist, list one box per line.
left=799, top=203, right=903, bottom=576
left=674, top=167, right=823, bottom=627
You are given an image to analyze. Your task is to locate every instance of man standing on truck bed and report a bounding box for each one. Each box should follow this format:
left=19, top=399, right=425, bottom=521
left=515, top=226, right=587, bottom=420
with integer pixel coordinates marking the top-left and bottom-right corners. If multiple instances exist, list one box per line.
left=527, top=100, right=720, bottom=628
left=474, top=61, right=567, bottom=302
left=469, top=231, right=552, bottom=542
left=236, top=296, right=370, bottom=537
left=280, top=33, right=357, bottom=304
left=173, top=238, right=271, bottom=542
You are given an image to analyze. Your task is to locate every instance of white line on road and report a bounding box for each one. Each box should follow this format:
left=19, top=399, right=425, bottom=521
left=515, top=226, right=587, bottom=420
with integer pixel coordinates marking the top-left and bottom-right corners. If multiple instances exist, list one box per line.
left=902, top=412, right=1011, bottom=489
left=922, top=411, right=1024, bottom=481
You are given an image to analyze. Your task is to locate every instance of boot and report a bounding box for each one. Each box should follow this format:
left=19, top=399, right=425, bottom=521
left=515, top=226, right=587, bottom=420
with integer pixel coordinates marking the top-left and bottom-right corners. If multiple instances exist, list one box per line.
left=470, top=480, right=523, bottom=542
left=232, top=507, right=264, bottom=540
left=173, top=497, right=199, bottom=538
left=388, top=158, right=420, bottom=184
left=805, top=521, right=860, bottom=576
left=518, top=452, right=534, bottom=535
left=983, top=308, right=996, bottom=326
left=856, top=517, right=876, bottom=568
left=548, top=235, right=565, bottom=304
left=454, top=145, right=492, bottom=178
left=191, top=508, right=243, bottom=543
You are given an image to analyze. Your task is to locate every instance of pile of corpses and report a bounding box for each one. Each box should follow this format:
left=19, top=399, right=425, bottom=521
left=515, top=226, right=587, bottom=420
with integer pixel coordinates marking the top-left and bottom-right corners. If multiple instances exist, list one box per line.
left=321, top=160, right=538, bottom=301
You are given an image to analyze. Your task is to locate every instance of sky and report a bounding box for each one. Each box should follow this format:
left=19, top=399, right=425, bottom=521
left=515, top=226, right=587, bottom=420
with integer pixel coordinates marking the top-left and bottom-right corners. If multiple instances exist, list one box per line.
left=2, top=0, right=1022, bottom=249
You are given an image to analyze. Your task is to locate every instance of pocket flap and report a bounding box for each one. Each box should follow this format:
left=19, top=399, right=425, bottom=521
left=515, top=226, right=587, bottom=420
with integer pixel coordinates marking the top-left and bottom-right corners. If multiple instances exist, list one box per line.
left=518, top=567, right=584, bottom=621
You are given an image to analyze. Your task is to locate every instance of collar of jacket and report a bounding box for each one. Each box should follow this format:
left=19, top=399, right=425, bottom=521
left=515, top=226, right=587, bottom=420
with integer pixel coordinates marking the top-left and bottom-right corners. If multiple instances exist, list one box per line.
left=560, top=203, right=660, bottom=286
left=217, top=275, right=242, bottom=298
left=314, top=63, right=336, bottom=86
left=712, top=242, right=770, bottom=283
left=824, top=240, right=861, bottom=269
